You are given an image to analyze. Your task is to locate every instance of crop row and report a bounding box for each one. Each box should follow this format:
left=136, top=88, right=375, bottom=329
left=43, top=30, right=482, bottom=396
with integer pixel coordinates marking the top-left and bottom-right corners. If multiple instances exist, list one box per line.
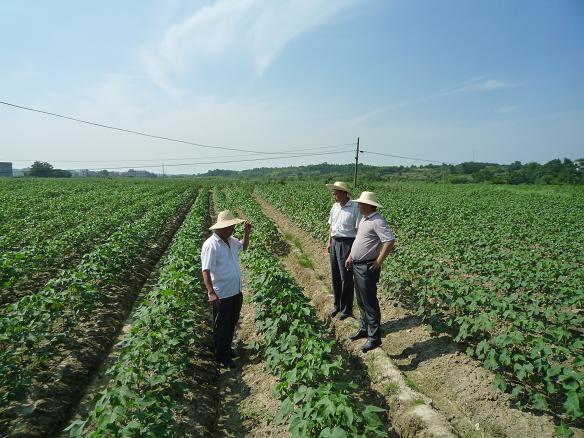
left=216, top=186, right=386, bottom=437
left=67, top=189, right=216, bottom=437
left=0, top=179, right=174, bottom=252
left=256, top=181, right=584, bottom=428
left=0, top=187, right=194, bottom=434
left=1, top=184, right=188, bottom=306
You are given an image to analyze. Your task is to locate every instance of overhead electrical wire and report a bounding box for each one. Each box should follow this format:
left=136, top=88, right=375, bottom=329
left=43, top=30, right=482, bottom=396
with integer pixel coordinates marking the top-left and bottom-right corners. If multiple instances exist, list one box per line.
left=2, top=144, right=353, bottom=164
left=360, top=150, right=452, bottom=165
left=0, top=99, right=355, bottom=156
left=71, top=148, right=356, bottom=171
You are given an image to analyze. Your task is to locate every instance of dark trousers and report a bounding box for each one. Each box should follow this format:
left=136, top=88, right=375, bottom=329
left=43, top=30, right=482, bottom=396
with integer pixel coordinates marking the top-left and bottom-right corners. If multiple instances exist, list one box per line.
left=212, top=292, right=243, bottom=362
left=353, top=262, right=381, bottom=341
left=330, top=237, right=355, bottom=316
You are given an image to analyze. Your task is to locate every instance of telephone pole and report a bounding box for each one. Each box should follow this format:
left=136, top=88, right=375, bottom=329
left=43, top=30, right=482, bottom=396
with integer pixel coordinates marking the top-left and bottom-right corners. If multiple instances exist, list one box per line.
left=353, top=137, right=360, bottom=189
left=162, top=164, right=165, bottom=178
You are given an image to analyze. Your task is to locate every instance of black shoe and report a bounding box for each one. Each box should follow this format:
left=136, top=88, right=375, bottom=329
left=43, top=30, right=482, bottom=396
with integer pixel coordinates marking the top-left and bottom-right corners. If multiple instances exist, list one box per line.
left=339, top=313, right=352, bottom=320
left=361, top=339, right=381, bottom=353
left=349, top=330, right=368, bottom=341
left=328, top=308, right=339, bottom=318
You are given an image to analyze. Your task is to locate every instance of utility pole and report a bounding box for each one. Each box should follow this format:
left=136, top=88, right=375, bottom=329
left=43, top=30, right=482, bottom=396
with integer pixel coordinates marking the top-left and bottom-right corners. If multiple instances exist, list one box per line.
left=353, top=137, right=360, bottom=189
left=162, top=164, right=165, bottom=178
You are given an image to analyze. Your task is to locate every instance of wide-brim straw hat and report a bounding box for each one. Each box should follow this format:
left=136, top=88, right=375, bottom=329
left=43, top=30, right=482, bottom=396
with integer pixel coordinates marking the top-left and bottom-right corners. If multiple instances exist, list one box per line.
left=325, top=181, right=351, bottom=195
left=353, top=191, right=382, bottom=208
left=209, top=210, right=245, bottom=230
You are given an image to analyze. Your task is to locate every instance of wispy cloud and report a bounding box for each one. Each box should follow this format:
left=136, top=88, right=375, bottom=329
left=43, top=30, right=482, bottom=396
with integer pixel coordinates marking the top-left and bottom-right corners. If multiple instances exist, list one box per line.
left=347, top=75, right=519, bottom=125
left=142, top=0, right=356, bottom=98
left=495, top=104, right=524, bottom=114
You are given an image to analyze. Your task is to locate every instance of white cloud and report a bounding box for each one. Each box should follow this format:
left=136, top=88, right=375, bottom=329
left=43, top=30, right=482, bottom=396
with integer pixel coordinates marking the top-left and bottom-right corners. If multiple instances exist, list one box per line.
left=141, top=0, right=357, bottom=97
left=346, top=76, right=519, bottom=126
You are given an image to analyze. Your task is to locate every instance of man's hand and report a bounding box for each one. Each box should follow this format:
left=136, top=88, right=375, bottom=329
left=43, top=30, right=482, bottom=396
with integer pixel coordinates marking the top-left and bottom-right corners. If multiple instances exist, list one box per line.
left=208, top=291, right=220, bottom=308
left=244, top=221, right=252, bottom=235
left=369, top=260, right=382, bottom=272
left=326, top=241, right=331, bottom=253
left=345, top=255, right=353, bottom=269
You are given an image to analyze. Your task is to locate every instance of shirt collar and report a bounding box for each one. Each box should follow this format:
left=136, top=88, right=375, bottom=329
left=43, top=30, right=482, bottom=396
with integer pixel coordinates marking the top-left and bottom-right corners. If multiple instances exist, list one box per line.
left=338, top=199, right=353, bottom=208
left=365, top=211, right=379, bottom=220
left=212, top=232, right=230, bottom=245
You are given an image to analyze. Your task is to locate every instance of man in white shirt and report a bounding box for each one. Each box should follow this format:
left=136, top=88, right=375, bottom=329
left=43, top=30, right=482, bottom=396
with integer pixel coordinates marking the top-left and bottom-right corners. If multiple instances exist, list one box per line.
left=326, top=181, right=362, bottom=320
left=201, top=210, right=251, bottom=368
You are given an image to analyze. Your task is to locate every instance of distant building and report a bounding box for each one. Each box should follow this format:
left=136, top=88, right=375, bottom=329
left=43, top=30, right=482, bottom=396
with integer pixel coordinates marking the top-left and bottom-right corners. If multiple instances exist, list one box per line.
left=71, top=169, right=89, bottom=177
left=575, top=159, right=584, bottom=172
left=0, top=162, right=13, bottom=177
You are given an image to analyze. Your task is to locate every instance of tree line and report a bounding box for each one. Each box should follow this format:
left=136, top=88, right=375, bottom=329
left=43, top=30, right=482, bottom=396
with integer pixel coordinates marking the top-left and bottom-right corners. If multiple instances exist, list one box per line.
left=200, top=158, right=584, bottom=185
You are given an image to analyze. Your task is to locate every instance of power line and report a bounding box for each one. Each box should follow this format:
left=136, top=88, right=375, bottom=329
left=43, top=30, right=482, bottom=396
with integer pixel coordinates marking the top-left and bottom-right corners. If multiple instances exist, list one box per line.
left=68, top=148, right=356, bottom=171
left=0, top=99, right=354, bottom=156
left=1, top=145, right=353, bottom=164
left=360, top=150, right=452, bottom=165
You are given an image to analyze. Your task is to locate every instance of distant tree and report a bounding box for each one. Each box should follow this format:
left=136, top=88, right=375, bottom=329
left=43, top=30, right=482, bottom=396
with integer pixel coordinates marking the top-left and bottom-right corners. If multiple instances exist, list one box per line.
left=29, top=161, right=54, bottom=177
left=51, top=169, right=72, bottom=178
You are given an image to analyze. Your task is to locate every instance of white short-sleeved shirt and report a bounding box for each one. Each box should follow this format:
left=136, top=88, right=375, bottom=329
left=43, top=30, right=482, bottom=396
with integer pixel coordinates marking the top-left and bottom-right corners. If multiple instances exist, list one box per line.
left=201, top=233, right=243, bottom=299
left=328, top=200, right=362, bottom=238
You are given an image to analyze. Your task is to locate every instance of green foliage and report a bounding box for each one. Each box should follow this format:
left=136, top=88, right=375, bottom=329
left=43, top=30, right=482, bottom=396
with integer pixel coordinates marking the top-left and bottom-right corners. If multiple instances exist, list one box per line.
left=66, top=189, right=211, bottom=436
left=214, top=186, right=387, bottom=437
left=197, top=158, right=584, bottom=185
left=0, top=180, right=194, bottom=418
left=28, top=160, right=72, bottom=177
left=258, top=180, right=584, bottom=426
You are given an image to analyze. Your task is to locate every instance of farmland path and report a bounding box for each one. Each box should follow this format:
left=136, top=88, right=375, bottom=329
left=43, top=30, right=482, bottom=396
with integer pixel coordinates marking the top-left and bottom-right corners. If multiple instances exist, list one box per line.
left=212, top=280, right=289, bottom=437
left=254, top=193, right=560, bottom=438
left=209, top=193, right=289, bottom=437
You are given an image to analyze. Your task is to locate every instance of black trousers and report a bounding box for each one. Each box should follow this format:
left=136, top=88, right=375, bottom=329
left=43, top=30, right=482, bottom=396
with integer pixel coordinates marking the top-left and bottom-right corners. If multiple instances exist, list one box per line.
left=212, top=292, right=243, bottom=362
left=330, top=237, right=355, bottom=316
left=353, top=262, right=381, bottom=341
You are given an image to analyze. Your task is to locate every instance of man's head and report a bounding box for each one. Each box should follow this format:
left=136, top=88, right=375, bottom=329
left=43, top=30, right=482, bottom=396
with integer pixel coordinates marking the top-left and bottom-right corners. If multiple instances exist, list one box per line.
left=358, top=202, right=377, bottom=215
left=215, top=224, right=236, bottom=239
left=326, top=181, right=351, bottom=203
left=209, top=210, right=244, bottom=237
left=332, top=189, right=349, bottom=204
left=353, top=191, right=382, bottom=216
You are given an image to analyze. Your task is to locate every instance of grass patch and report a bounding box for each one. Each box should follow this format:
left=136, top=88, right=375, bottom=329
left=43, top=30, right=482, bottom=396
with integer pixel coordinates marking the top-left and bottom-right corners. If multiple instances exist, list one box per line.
left=405, top=378, right=421, bottom=392
left=412, top=398, right=425, bottom=406
left=296, top=253, right=314, bottom=269
left=384, top=381, right=399, bottom=396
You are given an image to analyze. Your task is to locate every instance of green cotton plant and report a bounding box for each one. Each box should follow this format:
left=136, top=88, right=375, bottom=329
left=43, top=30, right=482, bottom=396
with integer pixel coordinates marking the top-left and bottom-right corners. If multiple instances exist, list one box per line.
left=216, top=185, right=387, bottom=437
left=255, top=180, right=584, bottom=426
left=0, top=188, right=192, bottom=414
left=65, top=189, right=211, bottom=437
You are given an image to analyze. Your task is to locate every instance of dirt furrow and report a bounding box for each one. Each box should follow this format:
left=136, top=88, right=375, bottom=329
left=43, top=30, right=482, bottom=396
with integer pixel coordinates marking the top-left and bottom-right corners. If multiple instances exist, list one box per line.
left=254, top=192, right=560, bottom=438
left=4, top=194, right=198, bottom=437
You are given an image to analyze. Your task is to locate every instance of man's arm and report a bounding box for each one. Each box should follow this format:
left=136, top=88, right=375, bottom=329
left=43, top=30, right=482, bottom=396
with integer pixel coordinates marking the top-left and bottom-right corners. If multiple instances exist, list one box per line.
left=369, top=240, right=395, bottom=272
left=240, top=221, right=252, bottom=251
left=202, top=269, right=219, bottom=307
left=327, top=226, right=332, bottom=253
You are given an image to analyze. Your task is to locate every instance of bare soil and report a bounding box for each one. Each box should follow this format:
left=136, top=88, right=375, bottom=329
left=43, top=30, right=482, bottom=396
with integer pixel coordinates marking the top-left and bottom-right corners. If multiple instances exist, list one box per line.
left=213, top=285, right=289, bottom=438
left=254, top=193, right=564, bottom=438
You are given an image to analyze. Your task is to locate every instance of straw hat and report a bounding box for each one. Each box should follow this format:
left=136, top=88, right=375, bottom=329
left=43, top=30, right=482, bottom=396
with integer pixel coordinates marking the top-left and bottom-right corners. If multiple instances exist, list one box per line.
left=353, top=191, right=382, bottom=208
left=325, top=181, right=351, bottom=195
left=209, top=210, right=245, bottom=230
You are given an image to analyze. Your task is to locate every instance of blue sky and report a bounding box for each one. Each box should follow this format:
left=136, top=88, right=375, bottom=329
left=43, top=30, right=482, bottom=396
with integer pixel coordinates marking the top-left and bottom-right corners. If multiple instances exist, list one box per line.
left=1, top=0, right=583, bottom=174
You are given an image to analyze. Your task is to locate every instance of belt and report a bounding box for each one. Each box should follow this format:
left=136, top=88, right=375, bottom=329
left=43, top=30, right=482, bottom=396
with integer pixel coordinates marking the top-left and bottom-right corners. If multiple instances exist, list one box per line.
left=352, top=258, right=376, bottom=265
left=332, top=236, right=355, bottom=241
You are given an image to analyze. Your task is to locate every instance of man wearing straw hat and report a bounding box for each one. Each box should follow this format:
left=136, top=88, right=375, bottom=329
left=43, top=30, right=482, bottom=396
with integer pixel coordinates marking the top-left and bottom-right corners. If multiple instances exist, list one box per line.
left=345, top=191, right=395, bottom=353
left=326, top=181, right=362, bottom=320
left=201, top=210, right=252, bottom=368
